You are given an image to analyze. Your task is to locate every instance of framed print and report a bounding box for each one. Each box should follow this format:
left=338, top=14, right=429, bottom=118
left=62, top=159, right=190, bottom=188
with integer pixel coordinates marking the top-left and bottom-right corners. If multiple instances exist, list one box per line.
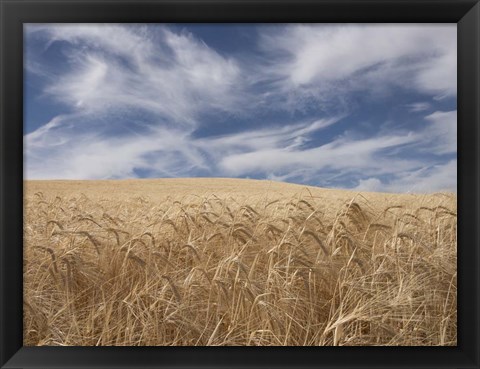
left=1, top=0, right=479, bottom=368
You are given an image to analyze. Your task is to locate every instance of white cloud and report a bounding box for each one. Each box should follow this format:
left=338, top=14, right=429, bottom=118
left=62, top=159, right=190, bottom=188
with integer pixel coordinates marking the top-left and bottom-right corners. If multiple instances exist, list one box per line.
left=422, top=110, right=457, bottom=154
left=395, top=160, right=457, bottom=192
left=353, top=177, right=384, bottom=192
left=163, top=31, right=240, bottom=100
left=198, top=117, right=342, bottom=152
left=46, top=55, right=111, bottom=110
left=217, top=131, right=419, bottom=177
left=354, top=160, right=457, bottom=193
left=27, top=24, right=243, bottom=125
left=258, top=24, right=456, bottom=105
left=406, top=102, right=431, bottom=113
left=415, top=45, right=457, bottom=97
left=27, top=24, right=155, bottom=65
left=25, top=126, right=209, bottom=180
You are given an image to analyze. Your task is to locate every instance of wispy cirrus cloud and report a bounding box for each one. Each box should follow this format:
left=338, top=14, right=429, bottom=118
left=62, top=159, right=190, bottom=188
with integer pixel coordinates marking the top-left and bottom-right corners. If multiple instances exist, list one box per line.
left=28, top=24, right=243, bottom=124
left=256, top=24, right=456, bottom=113
left=354, top=159, right=457, bottom=193
left=406, top=102, right=431, bottom=113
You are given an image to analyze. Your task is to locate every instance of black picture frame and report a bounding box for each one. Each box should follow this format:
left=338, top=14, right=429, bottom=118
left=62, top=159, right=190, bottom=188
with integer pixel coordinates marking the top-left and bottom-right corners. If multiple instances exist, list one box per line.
left=1, top=0, right=479, bottom=368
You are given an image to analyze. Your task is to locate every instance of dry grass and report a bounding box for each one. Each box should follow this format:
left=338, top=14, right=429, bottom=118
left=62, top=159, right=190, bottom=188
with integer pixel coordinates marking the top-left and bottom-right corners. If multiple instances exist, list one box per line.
left=24, top=178, right=456, bottom=346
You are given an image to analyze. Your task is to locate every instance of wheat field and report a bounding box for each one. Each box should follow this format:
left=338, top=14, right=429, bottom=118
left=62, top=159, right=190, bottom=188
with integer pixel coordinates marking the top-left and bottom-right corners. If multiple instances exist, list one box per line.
left=23, top=178, right=457, bottom=346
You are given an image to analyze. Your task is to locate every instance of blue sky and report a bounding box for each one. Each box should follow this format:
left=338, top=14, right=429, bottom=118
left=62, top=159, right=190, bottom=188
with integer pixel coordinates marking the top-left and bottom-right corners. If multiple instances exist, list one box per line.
left=24, top=24, right=457, bottom=192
